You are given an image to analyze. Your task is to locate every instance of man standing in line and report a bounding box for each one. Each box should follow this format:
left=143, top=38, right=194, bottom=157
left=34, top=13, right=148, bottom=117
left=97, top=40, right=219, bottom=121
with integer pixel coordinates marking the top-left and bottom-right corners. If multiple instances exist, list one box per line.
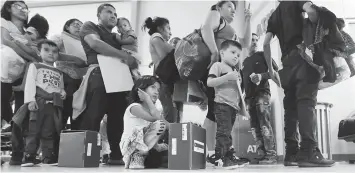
left=242, top=33, right=278, bottom=164
left=77, top=3, right=135, bottom=165
left=263, top=1, right=335, bottom=167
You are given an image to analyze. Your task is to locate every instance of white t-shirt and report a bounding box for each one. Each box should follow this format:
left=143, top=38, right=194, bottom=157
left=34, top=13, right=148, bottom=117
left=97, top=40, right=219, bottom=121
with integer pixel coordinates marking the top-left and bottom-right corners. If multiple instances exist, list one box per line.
left=121, top=103, right=152, bottom=140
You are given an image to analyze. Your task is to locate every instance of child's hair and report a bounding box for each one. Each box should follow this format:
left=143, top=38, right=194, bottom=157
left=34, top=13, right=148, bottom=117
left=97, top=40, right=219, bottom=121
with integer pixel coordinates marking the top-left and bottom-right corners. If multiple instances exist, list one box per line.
left=128, top=75, right=162, bottom=104
left=336, top=18, right=345, bottom=30
left=27, top=14, right=49, bottom=39
left=37, top=39, right=59, bottom=52
left=142, top=17, right=169, bottom=36
left=220, top=40, right=242, bottom=51
left=117, top=17, right=131, bottom=26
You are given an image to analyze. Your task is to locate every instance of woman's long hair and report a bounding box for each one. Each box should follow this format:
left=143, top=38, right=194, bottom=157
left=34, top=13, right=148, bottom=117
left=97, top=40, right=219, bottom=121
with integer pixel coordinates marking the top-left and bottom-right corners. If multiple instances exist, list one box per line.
left=1, top=0, right=28, bottom=27
left=141, top=16, right=169, bottom=36
left=128, top=75, right=162, bottom=104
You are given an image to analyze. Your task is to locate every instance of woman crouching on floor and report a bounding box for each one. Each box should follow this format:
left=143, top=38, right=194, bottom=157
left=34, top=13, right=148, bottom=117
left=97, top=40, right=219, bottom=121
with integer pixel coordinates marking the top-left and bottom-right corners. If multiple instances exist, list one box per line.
left=120, top=75, right=169, bottom=169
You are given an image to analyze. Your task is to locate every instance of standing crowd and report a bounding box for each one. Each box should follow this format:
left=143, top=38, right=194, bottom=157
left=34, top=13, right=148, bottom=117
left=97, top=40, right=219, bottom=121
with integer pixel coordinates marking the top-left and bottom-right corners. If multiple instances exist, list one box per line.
left=1, top=0, right=355, bottom=169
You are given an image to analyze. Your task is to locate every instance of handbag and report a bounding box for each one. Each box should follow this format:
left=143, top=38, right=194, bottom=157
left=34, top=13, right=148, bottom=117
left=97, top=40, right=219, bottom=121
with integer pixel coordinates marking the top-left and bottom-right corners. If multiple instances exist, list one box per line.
left=155, top=49, right=180, bottom=84
left=174, top=19, right=224, bottom=80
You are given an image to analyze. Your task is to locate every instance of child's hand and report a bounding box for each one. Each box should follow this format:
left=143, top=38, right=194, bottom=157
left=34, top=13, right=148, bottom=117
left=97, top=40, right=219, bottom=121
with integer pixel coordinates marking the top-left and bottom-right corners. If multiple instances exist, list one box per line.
left=28, top=101, right=38, bottom=111
left=225, top=71, right=240, bottom=81
left=138, top=88, right=151, bottom=102
left=60, top=90, right=66, bottom=100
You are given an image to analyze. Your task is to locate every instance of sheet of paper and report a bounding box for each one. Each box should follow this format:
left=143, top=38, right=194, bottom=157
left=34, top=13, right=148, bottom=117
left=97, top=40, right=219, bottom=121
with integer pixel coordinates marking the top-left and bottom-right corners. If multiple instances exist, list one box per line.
left=62, top=33, right=87, bottom=62
left=97, top=54, right=134, bottom=93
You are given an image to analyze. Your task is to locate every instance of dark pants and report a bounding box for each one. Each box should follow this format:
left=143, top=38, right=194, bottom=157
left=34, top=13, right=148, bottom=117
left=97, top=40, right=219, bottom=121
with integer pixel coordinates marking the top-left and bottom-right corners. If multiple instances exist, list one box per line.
left=1, top=80, right=24, bottom=123
left=249, top=92, right=276, bottom=158
left=25, top=103, right=57, bottom=159
left=11, top=122, right=25, bottom=161
left=76, top=68, right=127, bottom=160
left=159, top=83, right=178, bottom=123
left=62, top=73, right=82, bottom=130
left=279, top=49, right=321, bottom=151
left=1, top=82, right=13, bottom=123
left=214, top=102, right=237, bottom=158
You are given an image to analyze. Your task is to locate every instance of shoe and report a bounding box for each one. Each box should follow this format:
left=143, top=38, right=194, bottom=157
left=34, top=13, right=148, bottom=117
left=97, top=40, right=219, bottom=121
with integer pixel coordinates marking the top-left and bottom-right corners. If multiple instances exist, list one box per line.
left=1, top=160, right=5, bottom=165
left=297, top=147, right=335, bottom=167
left=21, top=154, right=41, bottom=167
left=129, top=152, right=145, bottom=169
left=284, top=147, right=299, bottom=166
left=1, top=124, right=11, bottom=133
left=107, top=159, right=125, bottom=165
left=259, top=157, right=277, bottom=165
left=207, top=154, right=218, bottom=166
left=215, top=150, right=249, bottom=169
left=42, top=157, right=58, bottom=165
left=9, top=153, right=23, bottom=166
left=101, top=154, right=109, bottom=165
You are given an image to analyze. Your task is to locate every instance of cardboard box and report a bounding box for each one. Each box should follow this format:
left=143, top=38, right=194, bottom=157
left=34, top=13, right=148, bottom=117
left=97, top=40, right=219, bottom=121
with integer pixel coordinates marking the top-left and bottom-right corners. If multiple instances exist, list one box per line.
left=58, top=130, right=101, bottom=167
left=168, top=123, right=206, bottom=170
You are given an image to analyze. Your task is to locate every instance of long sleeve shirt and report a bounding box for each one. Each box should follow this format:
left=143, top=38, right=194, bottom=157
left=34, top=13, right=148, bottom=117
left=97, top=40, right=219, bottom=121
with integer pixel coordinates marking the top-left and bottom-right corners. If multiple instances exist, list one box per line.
left=24, top=63, right=64, bottom=103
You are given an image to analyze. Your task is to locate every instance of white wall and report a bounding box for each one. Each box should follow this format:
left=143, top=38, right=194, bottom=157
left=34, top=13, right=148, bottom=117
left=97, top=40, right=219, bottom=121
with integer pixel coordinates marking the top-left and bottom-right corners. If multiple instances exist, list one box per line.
left=28, top=1, right=132, bottom=38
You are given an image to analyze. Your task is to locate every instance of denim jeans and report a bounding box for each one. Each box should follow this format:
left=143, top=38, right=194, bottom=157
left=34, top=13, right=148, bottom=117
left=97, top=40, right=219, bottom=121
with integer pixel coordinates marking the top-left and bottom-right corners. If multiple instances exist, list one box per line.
left=249, top=92, right=276, bottom=158
left=214, top=102, right=237, bottom=158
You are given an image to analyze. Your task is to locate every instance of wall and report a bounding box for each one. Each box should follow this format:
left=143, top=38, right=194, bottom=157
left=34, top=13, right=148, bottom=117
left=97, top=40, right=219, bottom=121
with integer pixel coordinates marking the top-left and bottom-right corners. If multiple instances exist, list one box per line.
left=27, top=1, right=132, bottom=38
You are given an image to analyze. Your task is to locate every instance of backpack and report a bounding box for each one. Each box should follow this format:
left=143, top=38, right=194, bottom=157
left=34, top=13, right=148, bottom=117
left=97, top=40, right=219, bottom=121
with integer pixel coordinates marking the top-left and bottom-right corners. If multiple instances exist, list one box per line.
left=174, top=18, right=224, bottom=80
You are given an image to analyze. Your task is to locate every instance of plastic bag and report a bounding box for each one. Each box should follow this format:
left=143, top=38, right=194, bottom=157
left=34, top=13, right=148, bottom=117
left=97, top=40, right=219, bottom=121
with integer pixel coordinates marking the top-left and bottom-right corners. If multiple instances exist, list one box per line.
left=1, top=45, right=26, bottom=83
left=319, top=56, right=351, bottom=89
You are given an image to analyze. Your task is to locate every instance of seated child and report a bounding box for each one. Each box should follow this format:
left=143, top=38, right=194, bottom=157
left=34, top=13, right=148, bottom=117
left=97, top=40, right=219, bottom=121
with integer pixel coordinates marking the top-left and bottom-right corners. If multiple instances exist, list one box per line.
left=115, top=17, right=141, bottom=80
left=120, top=76, right=169, bottom=169
left=20, top=40, right=66, bottom=167
left=206, top=40, right=249, bottom=169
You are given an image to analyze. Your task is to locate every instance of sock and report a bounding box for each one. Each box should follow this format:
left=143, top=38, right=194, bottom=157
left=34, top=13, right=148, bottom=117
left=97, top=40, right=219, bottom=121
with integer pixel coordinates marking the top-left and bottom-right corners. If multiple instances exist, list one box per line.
left=208, top=150, right=215, bottom=156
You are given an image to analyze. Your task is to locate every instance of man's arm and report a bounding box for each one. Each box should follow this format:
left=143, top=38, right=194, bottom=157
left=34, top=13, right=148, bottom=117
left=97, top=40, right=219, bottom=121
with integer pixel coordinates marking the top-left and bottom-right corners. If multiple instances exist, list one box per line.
left=84, top=34, right=131, bottom=61
left=263, top=32, right=281, bottom=87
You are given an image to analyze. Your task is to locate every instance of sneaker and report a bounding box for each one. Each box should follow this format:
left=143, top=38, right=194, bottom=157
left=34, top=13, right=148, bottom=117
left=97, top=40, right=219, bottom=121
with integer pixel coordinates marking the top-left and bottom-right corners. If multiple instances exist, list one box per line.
left=107, top=159, right=125, bottom=165
left=9, top=159, right=22, bottom=166
left=42, top=157, right=58, bottom=165
left=101, top=154, right=109, bottom=165
left=259, top=157, right=277, bottom=165
left=129, top=152, right=145, bottom=169
left=1, top=160, right=5, bottom=165
left=207, top=154, right=218, bottom=166
left=21, top=154, right=41, bottom=167
left=297, top=147, right=335, bottom=167
left=284, top=148, right=299, bottom=166
left=215, top=151, right=249, bottom=169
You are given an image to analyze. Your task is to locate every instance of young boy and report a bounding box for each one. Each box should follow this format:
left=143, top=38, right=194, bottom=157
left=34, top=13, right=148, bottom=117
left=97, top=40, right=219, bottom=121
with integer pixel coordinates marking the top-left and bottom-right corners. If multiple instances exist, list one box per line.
left=21, top=40, right=66, bottom=166
left=207, top=40, right=248, bottom=169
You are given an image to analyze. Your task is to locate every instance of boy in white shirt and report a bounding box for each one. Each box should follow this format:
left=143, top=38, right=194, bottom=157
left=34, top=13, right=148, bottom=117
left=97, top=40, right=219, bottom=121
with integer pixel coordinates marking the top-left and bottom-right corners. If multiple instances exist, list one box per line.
left=21, top=40, right=66, bottom=167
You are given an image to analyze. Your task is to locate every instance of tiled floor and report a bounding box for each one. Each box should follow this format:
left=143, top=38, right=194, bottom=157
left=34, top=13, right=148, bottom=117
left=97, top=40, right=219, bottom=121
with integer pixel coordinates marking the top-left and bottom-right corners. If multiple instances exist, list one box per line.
left=1, top=161, right=354, bottom=172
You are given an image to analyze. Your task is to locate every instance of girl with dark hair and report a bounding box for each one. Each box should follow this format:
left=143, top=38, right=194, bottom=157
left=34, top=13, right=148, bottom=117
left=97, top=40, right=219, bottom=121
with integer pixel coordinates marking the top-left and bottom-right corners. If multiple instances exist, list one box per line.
left=51, top=18, right=83, bottom=53
left=337, top=18, right=355, bottom=77
left=142, top=17, right=179, bottom=124
left=120, top=75, right=168, bottom=169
